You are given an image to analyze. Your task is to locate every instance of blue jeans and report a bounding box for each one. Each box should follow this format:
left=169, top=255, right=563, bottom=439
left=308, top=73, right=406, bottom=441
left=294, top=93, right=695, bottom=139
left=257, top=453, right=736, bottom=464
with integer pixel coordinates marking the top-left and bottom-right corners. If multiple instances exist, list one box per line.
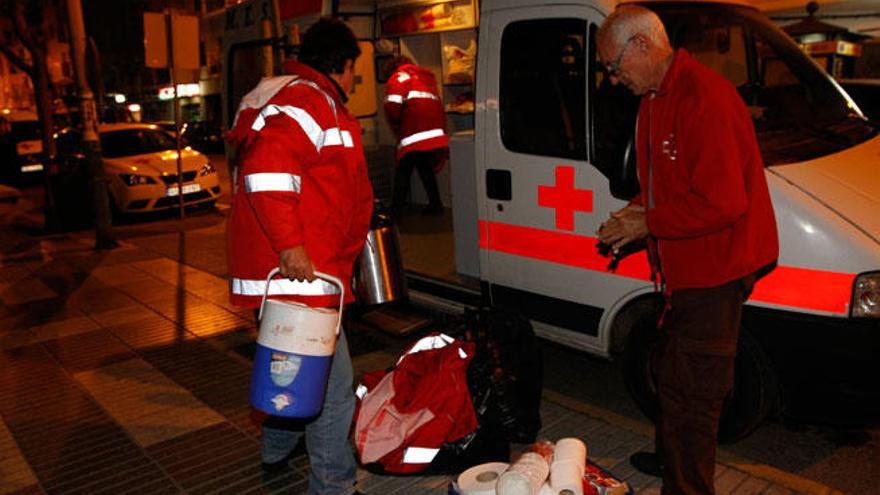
left=261, top=330, right=358, bottom=495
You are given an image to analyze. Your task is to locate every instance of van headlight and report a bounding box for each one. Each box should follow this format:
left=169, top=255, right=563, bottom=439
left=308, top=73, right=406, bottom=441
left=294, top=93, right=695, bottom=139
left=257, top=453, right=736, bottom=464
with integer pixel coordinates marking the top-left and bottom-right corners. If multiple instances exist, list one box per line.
left=851, top=271, right=880, bottom=318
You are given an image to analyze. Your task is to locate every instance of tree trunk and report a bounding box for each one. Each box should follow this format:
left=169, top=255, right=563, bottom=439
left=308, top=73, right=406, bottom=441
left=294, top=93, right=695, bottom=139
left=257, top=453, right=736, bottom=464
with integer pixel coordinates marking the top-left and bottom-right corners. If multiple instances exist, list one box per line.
left=67, top=0, right=116, bottom=249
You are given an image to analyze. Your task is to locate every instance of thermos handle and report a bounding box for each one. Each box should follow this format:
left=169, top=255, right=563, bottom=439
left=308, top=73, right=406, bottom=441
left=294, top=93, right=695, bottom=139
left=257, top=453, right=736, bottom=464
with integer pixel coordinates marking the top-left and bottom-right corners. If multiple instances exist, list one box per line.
left=259, top=267, right=345, bottom=336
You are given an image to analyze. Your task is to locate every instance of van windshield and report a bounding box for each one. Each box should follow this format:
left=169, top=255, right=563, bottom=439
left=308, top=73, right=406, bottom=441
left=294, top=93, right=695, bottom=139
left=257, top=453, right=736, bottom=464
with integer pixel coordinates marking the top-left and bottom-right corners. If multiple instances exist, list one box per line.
left=650, top=3, right=876, bottom=165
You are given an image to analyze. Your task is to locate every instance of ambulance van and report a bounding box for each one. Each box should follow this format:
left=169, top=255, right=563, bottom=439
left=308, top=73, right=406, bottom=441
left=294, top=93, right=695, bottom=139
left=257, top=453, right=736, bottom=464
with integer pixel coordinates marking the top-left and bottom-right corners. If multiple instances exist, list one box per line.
left=221, top=0, right=880, bottom=441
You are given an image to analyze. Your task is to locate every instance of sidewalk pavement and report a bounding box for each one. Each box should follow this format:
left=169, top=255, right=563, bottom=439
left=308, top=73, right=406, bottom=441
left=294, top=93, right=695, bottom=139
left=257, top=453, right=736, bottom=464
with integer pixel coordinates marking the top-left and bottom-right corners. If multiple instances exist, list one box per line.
left=0, top=229, right=842, bottom=494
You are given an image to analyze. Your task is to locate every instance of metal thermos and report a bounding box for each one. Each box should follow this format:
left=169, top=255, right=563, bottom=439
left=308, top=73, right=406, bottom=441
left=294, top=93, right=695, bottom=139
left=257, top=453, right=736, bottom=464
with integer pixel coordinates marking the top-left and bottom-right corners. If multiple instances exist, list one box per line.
left=355, top=202, right=407, bottom=305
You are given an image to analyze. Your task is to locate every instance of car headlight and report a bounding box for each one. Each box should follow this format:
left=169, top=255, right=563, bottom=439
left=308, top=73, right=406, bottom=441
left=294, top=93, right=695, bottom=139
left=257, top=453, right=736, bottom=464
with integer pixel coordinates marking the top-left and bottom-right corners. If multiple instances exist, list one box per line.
left=120, top=173, right=156, bottom=186
left=851, top=271, right=880, bottom=318
left=199, top=162, right=216, bottom=176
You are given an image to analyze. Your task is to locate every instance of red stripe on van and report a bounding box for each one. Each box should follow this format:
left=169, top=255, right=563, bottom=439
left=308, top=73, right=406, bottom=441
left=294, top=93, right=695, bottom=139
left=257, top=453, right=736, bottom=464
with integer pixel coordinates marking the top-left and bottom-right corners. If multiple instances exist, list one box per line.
left=478, top=220, right=854, bottom=316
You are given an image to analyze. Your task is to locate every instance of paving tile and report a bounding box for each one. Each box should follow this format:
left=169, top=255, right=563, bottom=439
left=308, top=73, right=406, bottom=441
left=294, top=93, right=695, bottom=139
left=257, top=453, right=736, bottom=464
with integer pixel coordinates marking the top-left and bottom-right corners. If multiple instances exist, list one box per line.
left=74, top=358, right=226, bottom=447
left=0, top=345, right=166, bottom=492
left=26, top=316, right=102, bottom=345
left=86, top=264, right=155, bottom=287
left=64, top=287, right=140, bottom=315
left=0, top=418, right=39, bottom=494
left=0, top=278, right=58, bottom=306
left=147, top=423, right=261, bottom=491
left=104, top=315, right=191, bottom=350
left=43, top=329, right=136, bottom=373
left=717, top=467, right=750, bottom=494
left=733, top=476, right=772, bottom=495
left=88, top=304, right=163, bottom=328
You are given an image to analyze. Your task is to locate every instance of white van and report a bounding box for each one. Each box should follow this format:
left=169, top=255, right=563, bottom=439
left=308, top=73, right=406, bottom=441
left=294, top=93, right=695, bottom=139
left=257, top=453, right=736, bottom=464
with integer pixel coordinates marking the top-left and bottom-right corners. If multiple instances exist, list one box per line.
left=222, top=0, right=880, bottom=441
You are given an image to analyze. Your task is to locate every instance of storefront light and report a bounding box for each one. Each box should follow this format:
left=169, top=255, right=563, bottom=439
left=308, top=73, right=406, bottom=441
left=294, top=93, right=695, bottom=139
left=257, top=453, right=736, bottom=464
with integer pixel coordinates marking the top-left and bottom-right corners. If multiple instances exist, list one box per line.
left=114, top=94, right=127, bottom=104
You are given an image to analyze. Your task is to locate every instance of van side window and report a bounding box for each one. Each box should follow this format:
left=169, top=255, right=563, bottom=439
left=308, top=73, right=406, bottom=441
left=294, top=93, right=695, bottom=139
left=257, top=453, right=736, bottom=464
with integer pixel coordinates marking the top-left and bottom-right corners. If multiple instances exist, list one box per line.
left=499, top=18, right=587, bottom=160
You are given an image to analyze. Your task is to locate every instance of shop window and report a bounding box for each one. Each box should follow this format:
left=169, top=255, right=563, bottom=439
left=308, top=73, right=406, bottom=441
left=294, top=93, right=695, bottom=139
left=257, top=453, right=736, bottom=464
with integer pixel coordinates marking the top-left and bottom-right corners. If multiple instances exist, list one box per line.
left=500, top=18, right=587, bottom=160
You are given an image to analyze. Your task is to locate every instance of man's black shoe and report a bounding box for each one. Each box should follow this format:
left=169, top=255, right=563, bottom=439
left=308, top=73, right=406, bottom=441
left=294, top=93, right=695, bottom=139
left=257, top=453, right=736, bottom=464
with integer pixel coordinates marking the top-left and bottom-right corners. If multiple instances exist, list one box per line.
left=261, top=452, right=295, bottom=474
left=629, top=451, right=664, bottom=477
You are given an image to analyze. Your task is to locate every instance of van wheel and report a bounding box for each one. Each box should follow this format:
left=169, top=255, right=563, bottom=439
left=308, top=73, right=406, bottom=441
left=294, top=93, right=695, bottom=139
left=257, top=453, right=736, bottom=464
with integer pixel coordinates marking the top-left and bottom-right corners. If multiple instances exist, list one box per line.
left=622, top=313, right=778, bottom=444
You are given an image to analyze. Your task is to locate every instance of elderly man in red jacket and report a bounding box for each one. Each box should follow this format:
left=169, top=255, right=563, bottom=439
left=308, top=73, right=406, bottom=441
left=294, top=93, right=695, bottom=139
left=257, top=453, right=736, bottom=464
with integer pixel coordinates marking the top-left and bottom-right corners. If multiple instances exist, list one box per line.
left=384, top=56, right=449, bottom=217
left=227, top=17, right=372, bottom=495
left=597, top=6, right=778, bottom=495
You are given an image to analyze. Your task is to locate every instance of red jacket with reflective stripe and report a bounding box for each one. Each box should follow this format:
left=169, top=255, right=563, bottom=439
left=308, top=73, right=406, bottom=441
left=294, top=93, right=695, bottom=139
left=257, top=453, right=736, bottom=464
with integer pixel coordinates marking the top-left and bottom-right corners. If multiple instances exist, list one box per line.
left=636, top=50, right=778, bottom=290
left=227, top=62, right=373, bottom=308
left=384, top=64, right=449, bottom=163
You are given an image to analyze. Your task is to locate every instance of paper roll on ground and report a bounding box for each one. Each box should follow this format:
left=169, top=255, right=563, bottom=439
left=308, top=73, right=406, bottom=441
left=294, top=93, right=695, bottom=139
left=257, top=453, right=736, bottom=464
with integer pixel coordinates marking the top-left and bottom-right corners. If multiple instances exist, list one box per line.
left=553, top=438, right=587, bottom=467
left=496, top=452, right=550, bottom=495
left=550, top=459, right=583, bottom=495
left=457, top=462, right=509, bottom=495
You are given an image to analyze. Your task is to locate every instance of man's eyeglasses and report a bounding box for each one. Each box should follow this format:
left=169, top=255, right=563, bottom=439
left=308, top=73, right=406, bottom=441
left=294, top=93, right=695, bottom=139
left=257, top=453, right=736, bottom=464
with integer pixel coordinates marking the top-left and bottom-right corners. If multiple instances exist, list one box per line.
left=605, top=36, right=636, bottom=77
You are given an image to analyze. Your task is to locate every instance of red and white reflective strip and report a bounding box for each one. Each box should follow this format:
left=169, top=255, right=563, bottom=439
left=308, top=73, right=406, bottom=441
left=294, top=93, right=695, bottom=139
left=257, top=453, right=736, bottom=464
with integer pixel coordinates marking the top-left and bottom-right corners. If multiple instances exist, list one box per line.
left=478, top=219, right=857, bottom=316
left=249, top=104, right=353, bottom=151
left=386, top=90, right=439, bottom=105
left=400, top=128, right=445, bottom=148
left=402, top=447, right=440, bottom=464
left=243, top=173, right=301, bottom=193
left=230, top=277, right=340, bottom=297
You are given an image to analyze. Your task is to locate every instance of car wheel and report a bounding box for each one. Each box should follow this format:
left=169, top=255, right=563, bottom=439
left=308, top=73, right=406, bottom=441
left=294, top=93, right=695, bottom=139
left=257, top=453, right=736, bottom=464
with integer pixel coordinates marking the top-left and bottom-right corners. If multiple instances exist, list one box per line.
left=622, top=309, right=778, bottom=444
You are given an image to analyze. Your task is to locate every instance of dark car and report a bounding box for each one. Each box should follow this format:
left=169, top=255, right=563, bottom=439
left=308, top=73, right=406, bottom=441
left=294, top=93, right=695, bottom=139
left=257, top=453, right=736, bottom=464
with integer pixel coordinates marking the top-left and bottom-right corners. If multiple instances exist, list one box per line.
left=151, top=120, right=225, bottom=154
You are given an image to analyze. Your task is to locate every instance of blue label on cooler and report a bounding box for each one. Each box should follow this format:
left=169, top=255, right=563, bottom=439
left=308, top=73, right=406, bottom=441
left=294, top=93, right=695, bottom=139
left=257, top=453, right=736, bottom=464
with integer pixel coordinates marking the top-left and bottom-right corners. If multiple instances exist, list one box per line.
left=270, top=352, right=302, bottom=387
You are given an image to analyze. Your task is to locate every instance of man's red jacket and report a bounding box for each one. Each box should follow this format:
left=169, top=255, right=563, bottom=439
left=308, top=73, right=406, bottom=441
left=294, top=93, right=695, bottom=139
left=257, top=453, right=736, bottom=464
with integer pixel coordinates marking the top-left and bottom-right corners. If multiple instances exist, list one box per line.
left=384, top=63, right=449, bottom=165
left=227, top=61, right=373, bottom=308
left=635, top=50, right=778, bottom=290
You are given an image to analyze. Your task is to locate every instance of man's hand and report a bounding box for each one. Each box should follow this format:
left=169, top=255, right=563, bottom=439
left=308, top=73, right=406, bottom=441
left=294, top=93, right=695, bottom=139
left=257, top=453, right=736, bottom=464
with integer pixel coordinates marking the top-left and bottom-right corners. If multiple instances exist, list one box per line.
left=597, top=204, right=649, bottom=251
left=279, top=246, right=316, bottom=282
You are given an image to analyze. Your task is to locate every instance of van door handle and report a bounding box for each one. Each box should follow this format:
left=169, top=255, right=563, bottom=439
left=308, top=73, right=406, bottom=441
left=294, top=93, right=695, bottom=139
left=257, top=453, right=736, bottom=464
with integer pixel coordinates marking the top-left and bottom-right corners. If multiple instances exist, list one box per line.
left=486, top=169, right=512, bottom=201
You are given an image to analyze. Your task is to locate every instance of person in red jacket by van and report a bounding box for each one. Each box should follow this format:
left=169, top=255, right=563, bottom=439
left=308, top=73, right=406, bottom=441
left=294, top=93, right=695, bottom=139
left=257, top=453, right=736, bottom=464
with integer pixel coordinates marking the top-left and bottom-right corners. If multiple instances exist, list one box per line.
left=384, top=56, right=449, bottom=217
left=596, top=6, right=778, bottom=495
left=227, top=18, right=372, bottom=495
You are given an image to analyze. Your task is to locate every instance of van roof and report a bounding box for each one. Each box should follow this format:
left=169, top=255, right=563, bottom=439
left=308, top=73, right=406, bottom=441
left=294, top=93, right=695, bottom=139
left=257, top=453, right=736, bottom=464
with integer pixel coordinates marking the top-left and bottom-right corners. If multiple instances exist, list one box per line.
left=480, top=0, right=755, bottom=14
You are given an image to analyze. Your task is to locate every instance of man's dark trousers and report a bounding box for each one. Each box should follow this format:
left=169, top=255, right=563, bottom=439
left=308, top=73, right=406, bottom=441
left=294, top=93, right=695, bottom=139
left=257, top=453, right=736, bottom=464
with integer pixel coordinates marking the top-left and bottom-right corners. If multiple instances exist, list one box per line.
left=656, top=274, right=756, bottom=495
left=392, top=148, right=444, bottom=213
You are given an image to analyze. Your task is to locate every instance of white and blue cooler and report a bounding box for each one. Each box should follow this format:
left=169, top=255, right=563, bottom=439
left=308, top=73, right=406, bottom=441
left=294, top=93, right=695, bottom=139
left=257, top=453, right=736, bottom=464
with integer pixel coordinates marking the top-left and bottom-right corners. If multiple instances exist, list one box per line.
left=250, top=268, right=344, bottom=418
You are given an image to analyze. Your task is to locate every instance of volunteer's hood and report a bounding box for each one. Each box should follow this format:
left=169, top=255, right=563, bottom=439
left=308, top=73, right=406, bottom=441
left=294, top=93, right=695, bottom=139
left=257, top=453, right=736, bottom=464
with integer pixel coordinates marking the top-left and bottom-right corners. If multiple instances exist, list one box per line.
left=399, top=63, right=439, bottom=87
left=103, top=148, right=206, bottom=175
left=770, top=135, right=880, bottom=243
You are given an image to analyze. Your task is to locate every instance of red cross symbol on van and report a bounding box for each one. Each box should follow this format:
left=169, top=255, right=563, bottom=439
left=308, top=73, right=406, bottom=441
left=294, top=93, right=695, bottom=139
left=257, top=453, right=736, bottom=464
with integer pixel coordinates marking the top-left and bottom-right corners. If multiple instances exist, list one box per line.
left=538, top=166, right=593, bottom=231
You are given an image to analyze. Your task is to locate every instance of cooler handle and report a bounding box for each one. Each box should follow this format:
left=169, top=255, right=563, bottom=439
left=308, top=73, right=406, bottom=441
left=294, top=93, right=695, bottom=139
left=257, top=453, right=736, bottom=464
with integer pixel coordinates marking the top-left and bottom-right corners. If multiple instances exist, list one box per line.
left=259, top=267, right=345, bottom=336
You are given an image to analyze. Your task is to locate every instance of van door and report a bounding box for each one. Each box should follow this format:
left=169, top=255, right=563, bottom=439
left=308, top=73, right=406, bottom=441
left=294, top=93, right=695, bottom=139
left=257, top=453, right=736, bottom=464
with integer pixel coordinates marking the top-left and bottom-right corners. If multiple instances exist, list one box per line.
left=479, top=6, right=647, bottom=352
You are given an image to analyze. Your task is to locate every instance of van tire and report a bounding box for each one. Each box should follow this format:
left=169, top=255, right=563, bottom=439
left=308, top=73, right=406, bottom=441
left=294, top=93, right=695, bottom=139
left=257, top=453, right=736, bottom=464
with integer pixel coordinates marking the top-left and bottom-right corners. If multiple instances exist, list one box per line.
left=622, top=311, right=778, bottom=444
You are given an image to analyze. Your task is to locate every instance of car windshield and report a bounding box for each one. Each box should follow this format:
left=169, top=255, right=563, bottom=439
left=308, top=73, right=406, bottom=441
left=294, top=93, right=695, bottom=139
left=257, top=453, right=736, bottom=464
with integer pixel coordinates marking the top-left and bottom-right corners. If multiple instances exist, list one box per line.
left=649, top=4, right=876, bottom=165
left=100, top=128, right=178, bottom=158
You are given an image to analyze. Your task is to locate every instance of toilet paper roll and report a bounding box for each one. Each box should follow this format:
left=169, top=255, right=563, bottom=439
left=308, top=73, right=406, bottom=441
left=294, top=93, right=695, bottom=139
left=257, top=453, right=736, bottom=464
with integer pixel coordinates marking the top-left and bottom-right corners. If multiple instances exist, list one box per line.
left=456, top=462, right=509, bottom=495
left=497, top=452, right=550, bottom=495
left=553, top=438, right=587, bottom=468
left=550, top=459, right=584, bottom=495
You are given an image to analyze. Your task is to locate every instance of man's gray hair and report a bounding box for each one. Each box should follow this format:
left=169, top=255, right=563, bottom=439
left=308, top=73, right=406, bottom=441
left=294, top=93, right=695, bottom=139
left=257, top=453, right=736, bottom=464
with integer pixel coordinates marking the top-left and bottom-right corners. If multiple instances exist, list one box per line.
left=598, top=5, right=670, bottom=49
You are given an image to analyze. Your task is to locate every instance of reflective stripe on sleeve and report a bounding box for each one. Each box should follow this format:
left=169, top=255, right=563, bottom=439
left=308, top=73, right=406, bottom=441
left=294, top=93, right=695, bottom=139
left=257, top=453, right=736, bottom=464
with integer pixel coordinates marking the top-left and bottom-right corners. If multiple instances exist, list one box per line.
left=243, top=173, right=301, bottom=193
left=400, top=128, right=446, bottom=148
left=406, top=90, right=439, bottom=101
left=251, top=105, right=354, bottom=152
left=322, top=129, right=355, bottom=149
left=385, top=94, right=404, bottom=104
left=402, top=447, right=440, bottom=464
left=231, top=277, right=340, bottom=297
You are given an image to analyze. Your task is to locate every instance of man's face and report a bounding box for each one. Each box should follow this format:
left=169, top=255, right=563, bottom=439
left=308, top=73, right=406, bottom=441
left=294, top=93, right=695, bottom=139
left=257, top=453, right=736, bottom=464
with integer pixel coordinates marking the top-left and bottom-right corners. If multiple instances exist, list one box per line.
left=339, top=58, right=356, bottom=94
left=599, top=35, right=650, bottom=96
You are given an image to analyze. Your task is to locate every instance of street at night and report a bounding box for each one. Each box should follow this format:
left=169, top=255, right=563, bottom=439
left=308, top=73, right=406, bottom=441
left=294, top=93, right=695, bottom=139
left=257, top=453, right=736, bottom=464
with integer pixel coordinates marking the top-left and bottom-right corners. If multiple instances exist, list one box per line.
left=2, top=0, right=880, bottom=494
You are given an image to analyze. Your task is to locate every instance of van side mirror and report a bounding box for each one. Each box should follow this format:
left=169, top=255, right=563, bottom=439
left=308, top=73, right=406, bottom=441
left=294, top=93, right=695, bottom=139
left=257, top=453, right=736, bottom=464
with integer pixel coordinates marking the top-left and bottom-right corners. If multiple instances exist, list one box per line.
left=609, top=136, right=640, bottom=200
